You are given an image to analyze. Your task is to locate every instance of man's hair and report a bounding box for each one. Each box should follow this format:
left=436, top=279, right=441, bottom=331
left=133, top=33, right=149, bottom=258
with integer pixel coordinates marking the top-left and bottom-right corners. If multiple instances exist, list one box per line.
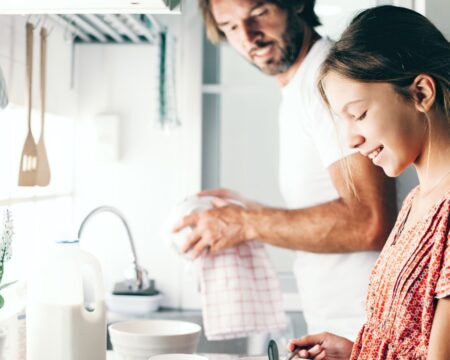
left=199, top=0, right=321, bottom=44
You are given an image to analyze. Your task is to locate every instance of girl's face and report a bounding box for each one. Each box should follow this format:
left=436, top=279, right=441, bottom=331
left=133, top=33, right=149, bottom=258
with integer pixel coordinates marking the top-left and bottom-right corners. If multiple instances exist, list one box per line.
left=323, top=71, right=427, bottom=177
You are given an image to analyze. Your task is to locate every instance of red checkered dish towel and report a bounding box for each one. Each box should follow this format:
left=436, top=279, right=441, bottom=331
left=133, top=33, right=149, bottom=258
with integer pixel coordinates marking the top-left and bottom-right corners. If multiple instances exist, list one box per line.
left=165, top=196, right=287, bottom=340
left=199, top=240, right=287, bottom=340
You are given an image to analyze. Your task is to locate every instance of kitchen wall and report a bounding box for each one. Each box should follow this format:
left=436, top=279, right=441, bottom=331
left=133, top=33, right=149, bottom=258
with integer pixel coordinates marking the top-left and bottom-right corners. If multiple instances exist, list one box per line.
left=72, top=11, right=203, bottom=308
left=0, top=7, right=204, bottom=310
left=73, top=43, right=191, bottom=307
left=423, top=0, right=450, bottom=39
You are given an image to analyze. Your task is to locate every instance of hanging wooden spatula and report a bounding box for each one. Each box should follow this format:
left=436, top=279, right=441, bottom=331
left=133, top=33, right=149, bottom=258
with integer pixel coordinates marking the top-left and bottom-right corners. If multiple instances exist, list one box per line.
left=18, top=23, right=37, bottom=187
left=35, top=26, right=51, bottom=186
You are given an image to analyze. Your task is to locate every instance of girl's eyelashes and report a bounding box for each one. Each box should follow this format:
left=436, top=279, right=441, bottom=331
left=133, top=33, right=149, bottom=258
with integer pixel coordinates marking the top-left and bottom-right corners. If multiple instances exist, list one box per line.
left=356, top=111, right=367, bottom=121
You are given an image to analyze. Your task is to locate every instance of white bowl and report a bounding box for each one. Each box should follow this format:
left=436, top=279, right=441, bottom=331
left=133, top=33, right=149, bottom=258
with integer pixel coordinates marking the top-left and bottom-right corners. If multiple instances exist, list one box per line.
left=109, top=319, right=202, bottom=360
left=149, top=355, right=208, bottom=360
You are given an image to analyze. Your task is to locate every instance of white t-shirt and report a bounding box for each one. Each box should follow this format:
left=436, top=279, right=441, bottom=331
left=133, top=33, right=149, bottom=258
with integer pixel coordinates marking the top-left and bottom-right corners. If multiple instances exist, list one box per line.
left=278, top=38, right=379, bottom=340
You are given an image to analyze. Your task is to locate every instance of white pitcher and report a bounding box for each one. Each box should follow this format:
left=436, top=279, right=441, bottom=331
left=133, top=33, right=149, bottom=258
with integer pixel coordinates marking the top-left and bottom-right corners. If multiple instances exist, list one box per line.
left=27, top=240, right=106, bottom=360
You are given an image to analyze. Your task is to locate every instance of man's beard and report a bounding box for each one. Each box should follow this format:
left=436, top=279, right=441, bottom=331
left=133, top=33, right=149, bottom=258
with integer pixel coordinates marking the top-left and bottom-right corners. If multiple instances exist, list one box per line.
left=251, top=13, right=304, bottom=76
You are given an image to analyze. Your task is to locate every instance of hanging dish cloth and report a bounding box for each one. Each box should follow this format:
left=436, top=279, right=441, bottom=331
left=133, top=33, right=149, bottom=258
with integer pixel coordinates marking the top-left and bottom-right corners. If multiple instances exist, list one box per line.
left=164, top=196, right=287, bottom=340
left=0, top=65, right=9, bottom=110
left=157, top=30, right=180, bottom=130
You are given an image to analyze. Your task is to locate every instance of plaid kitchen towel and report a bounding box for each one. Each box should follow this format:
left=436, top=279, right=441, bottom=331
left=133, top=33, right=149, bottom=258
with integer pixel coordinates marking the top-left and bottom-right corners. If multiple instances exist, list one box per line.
left=199, top=240, right=287, bottom=340
left=165, top=196, right=287, bottom=340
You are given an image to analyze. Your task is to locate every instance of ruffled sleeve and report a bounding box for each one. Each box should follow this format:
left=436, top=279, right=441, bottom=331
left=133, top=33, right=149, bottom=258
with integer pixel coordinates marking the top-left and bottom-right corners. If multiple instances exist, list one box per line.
left=436, top=232, right=450, bottom=299
left=435, top=201, right=450, bottom=299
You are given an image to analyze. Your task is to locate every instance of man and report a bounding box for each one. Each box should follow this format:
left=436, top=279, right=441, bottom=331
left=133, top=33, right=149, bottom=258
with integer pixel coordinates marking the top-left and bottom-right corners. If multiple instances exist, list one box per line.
left=174, top=0, right=397, bottom=340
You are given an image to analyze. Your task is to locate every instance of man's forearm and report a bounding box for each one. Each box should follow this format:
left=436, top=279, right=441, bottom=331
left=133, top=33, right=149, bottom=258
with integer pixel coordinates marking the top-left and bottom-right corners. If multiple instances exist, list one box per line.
left=241, top=154, right=397, bottom=253
left=243, top=198, right=392, bottom=253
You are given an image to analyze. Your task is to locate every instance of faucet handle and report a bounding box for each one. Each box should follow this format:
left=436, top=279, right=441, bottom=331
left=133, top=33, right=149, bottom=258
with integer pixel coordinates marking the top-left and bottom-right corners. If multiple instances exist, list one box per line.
left=124, top=263, right=150, bottom=291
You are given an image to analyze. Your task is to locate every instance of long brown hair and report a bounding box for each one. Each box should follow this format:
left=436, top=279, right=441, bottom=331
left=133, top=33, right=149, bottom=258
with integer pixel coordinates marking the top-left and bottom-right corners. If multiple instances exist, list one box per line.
left=199, top=0, right=321, bottom=44
left=318, top=5, right=450, bottom=194
left=318, top=5, right=450, bottom=120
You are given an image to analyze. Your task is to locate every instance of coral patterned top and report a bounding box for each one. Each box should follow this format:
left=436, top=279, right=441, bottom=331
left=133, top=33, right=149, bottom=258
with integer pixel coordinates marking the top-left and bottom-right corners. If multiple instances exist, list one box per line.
left=351, top=187, right=450, bottom=360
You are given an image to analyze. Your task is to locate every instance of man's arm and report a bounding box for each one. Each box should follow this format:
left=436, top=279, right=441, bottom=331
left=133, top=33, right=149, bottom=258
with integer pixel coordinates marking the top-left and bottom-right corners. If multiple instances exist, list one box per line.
left=175, top=153, right=397, bottom=257
left=245, top=152, right=397, bottom=252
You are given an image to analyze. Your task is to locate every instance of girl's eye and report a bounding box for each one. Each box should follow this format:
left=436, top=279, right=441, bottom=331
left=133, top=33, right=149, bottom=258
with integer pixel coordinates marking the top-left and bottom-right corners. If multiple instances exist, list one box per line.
left=356, top=111, right=367, bottom=121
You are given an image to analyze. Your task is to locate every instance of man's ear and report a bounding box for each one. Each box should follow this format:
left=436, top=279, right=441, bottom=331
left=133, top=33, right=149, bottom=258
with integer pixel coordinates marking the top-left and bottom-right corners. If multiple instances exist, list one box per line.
left=410, top=74, right=436, bottom=113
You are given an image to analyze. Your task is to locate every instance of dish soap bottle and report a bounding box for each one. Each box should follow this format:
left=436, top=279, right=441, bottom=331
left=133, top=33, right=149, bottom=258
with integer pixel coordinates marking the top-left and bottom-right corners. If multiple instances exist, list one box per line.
left=27, top=240, right=106, bottom=360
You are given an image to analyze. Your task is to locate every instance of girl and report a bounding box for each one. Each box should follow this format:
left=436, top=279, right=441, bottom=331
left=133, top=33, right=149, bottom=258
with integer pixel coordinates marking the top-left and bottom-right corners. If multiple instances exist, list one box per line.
left=288, top=5, right=450, bottom=360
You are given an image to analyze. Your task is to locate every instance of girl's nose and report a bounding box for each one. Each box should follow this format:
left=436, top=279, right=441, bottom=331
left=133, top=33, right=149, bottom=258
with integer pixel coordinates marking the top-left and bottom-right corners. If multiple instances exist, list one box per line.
left=347, top=130, right=365, bottom=150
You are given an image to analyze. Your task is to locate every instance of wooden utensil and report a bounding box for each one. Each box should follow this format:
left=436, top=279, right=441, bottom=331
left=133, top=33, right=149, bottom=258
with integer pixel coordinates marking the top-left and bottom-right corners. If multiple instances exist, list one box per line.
left=18, top=23, right=38, bottom=186
left=35, top=26, right=51, bottom=186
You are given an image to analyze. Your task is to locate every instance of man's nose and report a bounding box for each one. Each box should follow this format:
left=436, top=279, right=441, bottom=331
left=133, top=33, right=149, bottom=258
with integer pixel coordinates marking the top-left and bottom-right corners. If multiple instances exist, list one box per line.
left=240, top=21, right=262, bottom=45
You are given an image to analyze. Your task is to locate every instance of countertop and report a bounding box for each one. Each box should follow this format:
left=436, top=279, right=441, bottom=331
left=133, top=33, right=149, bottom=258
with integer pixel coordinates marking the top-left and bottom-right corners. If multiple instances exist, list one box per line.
left=106, top=352, right=241, bottom=360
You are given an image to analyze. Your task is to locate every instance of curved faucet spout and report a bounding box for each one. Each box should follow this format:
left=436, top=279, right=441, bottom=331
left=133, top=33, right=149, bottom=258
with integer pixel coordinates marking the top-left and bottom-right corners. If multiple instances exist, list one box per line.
left=78, top=205, right=148, bottom=291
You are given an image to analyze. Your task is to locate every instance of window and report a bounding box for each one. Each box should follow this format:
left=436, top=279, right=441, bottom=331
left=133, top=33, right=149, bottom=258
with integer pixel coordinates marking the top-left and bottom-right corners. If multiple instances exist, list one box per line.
left=0, top=104, right=76, bottom=283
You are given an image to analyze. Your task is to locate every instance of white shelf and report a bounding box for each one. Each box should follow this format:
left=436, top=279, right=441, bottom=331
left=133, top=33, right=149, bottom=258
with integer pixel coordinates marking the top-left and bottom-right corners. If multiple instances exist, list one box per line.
left=0, top=0, right=181, bottom=14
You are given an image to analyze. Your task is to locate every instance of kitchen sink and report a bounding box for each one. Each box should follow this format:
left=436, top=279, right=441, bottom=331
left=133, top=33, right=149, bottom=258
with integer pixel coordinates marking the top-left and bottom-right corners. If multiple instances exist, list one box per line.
left=107, top=309, right=307, bottom=355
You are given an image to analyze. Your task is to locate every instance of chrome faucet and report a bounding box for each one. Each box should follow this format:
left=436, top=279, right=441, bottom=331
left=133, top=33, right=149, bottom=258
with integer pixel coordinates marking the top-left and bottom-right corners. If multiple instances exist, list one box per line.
left=77, top=205, right=150, bottom=292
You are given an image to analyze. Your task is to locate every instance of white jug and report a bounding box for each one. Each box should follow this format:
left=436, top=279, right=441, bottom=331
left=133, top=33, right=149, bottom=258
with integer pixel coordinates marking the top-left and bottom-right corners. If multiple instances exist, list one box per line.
left=27, top=240, right=106, bottom=360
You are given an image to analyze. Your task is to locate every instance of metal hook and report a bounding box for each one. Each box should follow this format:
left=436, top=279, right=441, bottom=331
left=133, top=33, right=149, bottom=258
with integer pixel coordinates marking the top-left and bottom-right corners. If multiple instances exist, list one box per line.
left=26, top=15, right=42, bottom=29
left=41, top=15, right=55, bottom=37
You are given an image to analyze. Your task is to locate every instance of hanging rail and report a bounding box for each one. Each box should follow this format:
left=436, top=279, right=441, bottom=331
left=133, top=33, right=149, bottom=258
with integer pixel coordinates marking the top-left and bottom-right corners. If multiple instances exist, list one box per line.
left=46, top=14, right=165, bottom=44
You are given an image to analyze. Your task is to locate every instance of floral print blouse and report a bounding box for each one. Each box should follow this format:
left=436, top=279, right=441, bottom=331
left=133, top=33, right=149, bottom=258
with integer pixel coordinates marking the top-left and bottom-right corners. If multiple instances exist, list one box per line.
left=351, top=187, right=450, bottom=359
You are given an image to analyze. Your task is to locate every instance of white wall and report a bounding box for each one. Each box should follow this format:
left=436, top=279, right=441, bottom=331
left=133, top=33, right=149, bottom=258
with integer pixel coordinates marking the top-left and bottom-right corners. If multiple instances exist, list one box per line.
left=424, top=0, right=450, bottom=39
left=73, top=11, right=203, bottom=309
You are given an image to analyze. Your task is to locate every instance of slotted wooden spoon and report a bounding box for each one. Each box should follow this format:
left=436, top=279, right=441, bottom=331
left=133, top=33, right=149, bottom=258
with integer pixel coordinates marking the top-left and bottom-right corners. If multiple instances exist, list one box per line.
left=35, top=26, right=51, bottom=186
left=18, top=23, right=37, bottom=187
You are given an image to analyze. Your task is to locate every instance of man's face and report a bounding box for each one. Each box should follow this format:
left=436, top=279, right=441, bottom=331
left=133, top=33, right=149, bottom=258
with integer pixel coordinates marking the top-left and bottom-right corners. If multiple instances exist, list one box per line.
left=211, top=0, right=304, bottom=76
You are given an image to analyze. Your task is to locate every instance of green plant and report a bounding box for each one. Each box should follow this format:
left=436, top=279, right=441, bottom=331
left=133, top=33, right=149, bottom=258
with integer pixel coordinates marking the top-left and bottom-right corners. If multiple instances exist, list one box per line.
left=0, top=209, right=14, bottom=309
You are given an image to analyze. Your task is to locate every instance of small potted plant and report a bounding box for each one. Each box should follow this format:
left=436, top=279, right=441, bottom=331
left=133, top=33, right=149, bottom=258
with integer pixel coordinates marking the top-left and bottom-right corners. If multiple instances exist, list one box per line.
left=0, top=209, right=14, bottom=310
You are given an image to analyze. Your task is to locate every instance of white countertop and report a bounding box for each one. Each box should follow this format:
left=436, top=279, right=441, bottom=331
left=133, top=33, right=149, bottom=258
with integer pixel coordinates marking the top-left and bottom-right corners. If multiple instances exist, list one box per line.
left=107, top=352, right=241, bottom=360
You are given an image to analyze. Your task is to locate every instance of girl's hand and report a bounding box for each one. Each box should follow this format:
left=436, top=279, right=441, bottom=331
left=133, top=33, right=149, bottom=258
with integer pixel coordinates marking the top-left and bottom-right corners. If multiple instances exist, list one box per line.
left=288, top=332, right=354, bottom=360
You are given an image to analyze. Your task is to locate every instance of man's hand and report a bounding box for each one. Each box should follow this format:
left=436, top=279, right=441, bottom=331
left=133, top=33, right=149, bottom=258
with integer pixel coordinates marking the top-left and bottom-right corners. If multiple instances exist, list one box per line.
left=172, top=198, right=255, bottom=258
left=288, top=332, right=354, bottom=360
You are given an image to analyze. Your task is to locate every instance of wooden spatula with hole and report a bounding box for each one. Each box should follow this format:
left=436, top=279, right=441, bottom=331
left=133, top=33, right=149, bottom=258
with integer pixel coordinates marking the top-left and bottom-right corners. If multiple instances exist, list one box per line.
left=18, top=22, right=38, bottom=187
left=35, top=26, right=51, bottom=186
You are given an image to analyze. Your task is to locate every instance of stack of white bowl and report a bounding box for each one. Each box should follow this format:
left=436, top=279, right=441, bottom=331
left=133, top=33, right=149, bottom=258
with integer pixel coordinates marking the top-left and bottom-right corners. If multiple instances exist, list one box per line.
left=109, top=319, right=202, bottom=360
